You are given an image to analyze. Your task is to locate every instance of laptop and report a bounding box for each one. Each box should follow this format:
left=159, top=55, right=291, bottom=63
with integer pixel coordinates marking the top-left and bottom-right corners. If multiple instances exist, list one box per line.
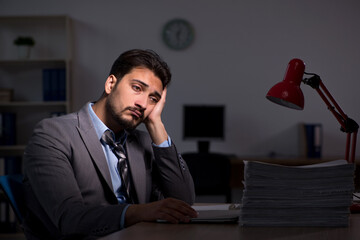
left=190, top=203, right=241, bottom=223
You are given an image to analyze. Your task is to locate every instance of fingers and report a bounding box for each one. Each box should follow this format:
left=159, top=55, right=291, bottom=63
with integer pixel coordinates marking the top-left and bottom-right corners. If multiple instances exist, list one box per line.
left=125, top=198, right=198, bottom=226
left=160, top=87, right=167, bottom=104
left=152, top=87, right=167, bottom=116
left=144, top=87, right=169, bottom=145
left=144, top=88, right=166, bottom=125
left=156, top=198, right=198, bottom=223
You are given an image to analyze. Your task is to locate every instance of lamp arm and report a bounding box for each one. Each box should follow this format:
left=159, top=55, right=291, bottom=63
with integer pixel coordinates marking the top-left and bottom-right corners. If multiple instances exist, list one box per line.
left=317, top=81, right=348, bottom=131
left=303, top=73, right=359, bottom=163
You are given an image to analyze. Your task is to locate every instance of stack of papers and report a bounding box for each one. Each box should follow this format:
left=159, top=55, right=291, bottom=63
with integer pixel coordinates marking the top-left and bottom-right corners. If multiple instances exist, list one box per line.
left=239, top=160, right=355, bottom=227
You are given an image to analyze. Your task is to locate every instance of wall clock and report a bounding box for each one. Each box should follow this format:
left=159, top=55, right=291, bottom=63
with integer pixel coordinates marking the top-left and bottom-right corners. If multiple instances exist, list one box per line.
left=162, top=18, right=195, bottom=50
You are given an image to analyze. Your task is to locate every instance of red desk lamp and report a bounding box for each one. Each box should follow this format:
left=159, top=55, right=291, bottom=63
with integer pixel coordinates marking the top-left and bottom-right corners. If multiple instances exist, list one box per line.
left=266, top=58, right=360, bottom=213
left=266, top=58, right=358, bottom=163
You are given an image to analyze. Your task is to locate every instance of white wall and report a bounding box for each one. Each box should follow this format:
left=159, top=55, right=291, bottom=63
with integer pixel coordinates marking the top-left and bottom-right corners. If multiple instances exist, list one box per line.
left=1, top=0, right=360, bottom=159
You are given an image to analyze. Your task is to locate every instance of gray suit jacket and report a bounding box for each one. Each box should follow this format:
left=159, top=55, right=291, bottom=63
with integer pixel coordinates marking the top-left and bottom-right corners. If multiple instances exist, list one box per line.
left=23, top=103, right=195, bottom=239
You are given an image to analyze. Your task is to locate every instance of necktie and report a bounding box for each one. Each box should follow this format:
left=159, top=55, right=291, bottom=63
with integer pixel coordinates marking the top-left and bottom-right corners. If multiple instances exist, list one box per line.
left=101, top=130, right=132, bottom=202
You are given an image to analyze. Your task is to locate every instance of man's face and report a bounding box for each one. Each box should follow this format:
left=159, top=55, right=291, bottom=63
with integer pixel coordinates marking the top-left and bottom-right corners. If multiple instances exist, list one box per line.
left=105, top=67, right=163, bottom=131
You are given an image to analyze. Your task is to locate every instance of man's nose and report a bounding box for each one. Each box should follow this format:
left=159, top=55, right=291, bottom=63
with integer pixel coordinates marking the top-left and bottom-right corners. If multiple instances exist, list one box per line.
left=134, top=95, right=148, bottom=110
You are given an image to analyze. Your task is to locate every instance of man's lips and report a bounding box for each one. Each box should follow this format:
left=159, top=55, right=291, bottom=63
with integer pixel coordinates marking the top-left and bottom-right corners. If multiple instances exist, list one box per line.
left=128, top=108, right=144, bottom=119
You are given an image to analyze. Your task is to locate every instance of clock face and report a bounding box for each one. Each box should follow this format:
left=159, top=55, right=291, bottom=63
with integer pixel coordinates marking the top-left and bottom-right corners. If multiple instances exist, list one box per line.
left=162, top=19, right=194, bottom=50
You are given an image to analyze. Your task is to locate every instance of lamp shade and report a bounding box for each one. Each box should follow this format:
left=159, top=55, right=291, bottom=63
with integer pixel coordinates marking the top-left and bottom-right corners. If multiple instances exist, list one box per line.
left=266, top=58, right=305, bottom=110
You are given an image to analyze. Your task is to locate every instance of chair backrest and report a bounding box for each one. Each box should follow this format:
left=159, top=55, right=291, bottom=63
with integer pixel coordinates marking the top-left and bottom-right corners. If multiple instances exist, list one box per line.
left=182, top=153, right=232, bottom=203
left=0, top=174, right=25, bottom=223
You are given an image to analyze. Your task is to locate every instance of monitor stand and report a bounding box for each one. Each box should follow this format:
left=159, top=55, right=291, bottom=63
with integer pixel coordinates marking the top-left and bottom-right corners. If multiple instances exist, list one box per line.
left=198, top=141, right=210, bottom=153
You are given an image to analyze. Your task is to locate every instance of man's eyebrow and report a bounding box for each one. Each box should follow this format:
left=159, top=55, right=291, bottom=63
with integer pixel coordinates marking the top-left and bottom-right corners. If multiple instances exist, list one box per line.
left=132, top=79, right=162, bottom=99
left=132, top=79, right=149, bottom=88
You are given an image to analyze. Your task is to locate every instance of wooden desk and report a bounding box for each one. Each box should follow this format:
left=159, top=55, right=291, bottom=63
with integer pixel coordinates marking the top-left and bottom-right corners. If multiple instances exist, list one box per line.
left=98, top=214, right=360, bottom=240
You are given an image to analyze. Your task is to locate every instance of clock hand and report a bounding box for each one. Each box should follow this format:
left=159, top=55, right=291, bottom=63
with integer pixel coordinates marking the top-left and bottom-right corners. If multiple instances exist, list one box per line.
left=176, top=30, right=181, bottom=43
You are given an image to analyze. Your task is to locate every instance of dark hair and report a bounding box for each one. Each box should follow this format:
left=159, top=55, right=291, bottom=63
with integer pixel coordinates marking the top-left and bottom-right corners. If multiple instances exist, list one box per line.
left=109, top=49, right=171, bottom=88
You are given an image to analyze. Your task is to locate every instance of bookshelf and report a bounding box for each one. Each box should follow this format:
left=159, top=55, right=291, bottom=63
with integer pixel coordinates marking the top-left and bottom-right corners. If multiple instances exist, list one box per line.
left=0, top=15, right=72, bottom=232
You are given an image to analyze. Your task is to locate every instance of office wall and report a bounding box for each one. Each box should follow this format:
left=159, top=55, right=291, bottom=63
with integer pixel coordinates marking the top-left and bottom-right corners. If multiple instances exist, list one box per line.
left=1, top=0, right=360, bottom=159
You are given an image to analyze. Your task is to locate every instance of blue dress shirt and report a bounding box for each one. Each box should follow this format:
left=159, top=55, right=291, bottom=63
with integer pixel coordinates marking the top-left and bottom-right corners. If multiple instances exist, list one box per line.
left=88, top=103, right=171, bottom=228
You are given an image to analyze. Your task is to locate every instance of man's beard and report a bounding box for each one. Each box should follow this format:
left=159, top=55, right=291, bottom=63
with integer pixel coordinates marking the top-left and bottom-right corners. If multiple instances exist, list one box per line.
left=105, top=98, right=144, bottom=130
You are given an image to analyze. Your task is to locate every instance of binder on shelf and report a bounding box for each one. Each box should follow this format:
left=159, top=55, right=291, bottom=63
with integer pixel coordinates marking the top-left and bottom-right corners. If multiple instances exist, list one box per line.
left=42, top=68, right=66, bottom=101
left=299, top=123, right=322, bottom=158
left=42, top=69, right=51, bottom=101
left=0, top=112, right=16, bottom=146
left=58, top=68, right=66, bottom=101
left=50, top=69, right=59, bottom=101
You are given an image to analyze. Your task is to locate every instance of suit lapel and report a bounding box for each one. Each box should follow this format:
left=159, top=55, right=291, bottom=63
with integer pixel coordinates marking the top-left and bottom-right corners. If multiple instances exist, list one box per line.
left=126, top=134, right=147, bottom=204
left=76, top=104, right=114, bottom=193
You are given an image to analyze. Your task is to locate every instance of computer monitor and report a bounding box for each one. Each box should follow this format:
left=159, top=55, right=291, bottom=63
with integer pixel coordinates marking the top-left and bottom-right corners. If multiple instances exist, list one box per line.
left=183, top=105, right=225, bottom=153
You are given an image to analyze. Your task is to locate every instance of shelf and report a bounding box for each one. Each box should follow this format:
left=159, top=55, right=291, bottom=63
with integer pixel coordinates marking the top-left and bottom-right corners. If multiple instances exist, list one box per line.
left=0, top=15, right=72, bottom=158
left=0, top=15, right=68, bottom=22
left=0, top=145, right=26, bottom=157
left=0, top=101, right=67, bottom=107
left=0, top=16, right=72, bottom=232
left=0, top=59, right=66, bottom=67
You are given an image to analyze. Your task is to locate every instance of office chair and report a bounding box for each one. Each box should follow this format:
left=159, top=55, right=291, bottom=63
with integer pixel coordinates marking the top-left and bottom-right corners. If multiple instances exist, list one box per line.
left=182, top=152, right=232, bottom=203
left=0, top=174, right=25, bottom=224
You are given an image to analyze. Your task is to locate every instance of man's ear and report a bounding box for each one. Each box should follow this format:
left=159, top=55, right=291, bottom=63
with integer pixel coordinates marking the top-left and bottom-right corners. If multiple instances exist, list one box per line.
left=105, top=75, right=117, bottom=94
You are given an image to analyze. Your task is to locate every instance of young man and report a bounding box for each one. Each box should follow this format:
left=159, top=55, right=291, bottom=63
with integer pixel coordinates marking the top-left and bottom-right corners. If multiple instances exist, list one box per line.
left=23, top=49, right=197, bottom=239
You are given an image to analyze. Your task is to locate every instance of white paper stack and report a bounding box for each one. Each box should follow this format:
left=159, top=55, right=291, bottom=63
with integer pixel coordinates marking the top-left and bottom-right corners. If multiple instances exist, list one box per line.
left=239, top=160, right=355, bottom=227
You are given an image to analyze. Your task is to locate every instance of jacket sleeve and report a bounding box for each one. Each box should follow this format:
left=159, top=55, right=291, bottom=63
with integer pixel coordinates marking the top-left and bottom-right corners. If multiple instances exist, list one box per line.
left=151, top=143, right=196, bottom=205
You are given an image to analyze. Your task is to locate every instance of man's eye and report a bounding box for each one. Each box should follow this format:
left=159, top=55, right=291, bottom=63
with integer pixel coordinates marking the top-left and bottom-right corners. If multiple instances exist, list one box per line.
left=150, top=96, right=159, bottom=103
left=132, top=85, right=141, bottom=92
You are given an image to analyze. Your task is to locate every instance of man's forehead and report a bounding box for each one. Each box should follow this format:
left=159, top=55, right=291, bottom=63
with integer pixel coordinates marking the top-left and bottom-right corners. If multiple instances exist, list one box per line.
left=129, top=67, right=163, bottom=87
left=127, top=71, right=163, bottom=97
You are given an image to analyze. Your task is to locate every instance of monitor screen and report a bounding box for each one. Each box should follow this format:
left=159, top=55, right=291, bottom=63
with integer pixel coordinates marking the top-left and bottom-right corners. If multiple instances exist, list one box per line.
left=183, top=105, right=225, bottom=140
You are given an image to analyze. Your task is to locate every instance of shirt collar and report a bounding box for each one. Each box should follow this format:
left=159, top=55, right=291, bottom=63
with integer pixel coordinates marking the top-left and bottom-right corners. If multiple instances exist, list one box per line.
left=88, top=102, right=127, bottom=144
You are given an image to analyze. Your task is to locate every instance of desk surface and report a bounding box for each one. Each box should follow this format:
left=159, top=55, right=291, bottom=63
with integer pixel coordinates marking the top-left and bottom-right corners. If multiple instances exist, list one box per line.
left=99, top=214, right=360, bottom=240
